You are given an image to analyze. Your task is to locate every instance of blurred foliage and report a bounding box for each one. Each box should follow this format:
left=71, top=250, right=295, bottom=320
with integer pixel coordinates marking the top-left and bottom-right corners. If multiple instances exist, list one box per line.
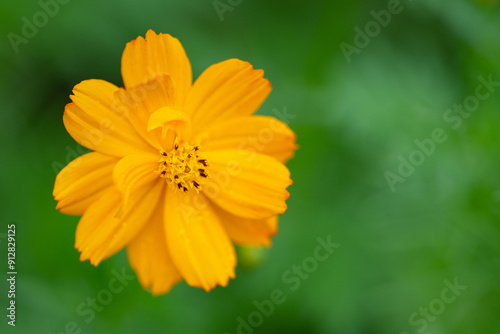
left=1, top=0, right=500, bottom=333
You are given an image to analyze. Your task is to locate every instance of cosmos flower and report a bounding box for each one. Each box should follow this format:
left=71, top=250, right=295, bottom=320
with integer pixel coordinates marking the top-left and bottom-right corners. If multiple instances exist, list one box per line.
left=53, top=30, right=296, bottom=294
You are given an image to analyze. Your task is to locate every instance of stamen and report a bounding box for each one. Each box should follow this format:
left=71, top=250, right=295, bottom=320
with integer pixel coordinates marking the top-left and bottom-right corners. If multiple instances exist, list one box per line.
left=155, top=140, right=210, bottom=193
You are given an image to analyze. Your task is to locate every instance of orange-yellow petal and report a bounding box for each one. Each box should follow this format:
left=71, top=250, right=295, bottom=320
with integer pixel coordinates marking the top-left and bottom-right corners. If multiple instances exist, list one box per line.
left=196, top=116, right=297, bottom=163
left=76, top=181, right=164, bottom=266
left=147, top=107, right=192, bottom=141
left=164, top=189, right=236, bottom=291
left=112, top=153, right=158, bottom=214
left=53, top=152, right=117, bottom=215
left=202, top=150, right=292, bottom=220
left=75, top=187, right=121, bottom=264
left=121, top=29, right=192, bottom=103
left=113, top=74, right=177, bottom=148
left=214, top=205, right=278, bottom=247
left=184, top=59, right=271, bottom=133
left=63, top=79, right=155, bottom=157
left=127, top=194, right=181, bottom=295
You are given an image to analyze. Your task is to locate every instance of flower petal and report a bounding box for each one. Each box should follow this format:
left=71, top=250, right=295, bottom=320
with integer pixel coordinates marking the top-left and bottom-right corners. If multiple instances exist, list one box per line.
left=196, top=116, right=297, bottom=163
left=202, top=150, right=292, bottom=219
left=121, top=29, right=192, bottom=103
left=112, top=153, right=159, bottom=215
left=113, top=74, right=178, bottom=148
left=63, top=79, right=154, bottom=157
left=184, top=59, right=271, bottom=133
left=147, top=107, right=191, bottom=140
left=74, top=187, right=121, bottom=264
left=76, top=181, right=164, bottom=266
left=214, top=205, right=278, bottom=247
left=164, top=189, right=236, bottom=291
left=53, top=152, right=117, bottom=215
left=127, top=191, right=181, bottom=295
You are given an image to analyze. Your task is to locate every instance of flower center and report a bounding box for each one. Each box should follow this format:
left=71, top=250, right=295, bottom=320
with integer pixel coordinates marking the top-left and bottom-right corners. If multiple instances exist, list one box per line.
left=155, top=141, right=209, bottom=193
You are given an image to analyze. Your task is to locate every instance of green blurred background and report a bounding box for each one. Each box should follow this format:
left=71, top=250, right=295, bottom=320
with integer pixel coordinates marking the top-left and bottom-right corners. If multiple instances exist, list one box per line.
left=1, top=0, right=500, bottom=333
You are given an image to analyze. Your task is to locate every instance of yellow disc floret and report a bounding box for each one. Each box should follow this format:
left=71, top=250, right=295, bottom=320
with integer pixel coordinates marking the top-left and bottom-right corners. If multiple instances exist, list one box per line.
left=155, top=140, right=209, bottom=193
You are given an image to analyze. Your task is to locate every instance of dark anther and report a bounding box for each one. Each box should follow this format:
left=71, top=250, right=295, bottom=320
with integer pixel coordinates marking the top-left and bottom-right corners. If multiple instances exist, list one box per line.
left=162, top=152, right=167, bottom=156
left=183, top=187, right=188, bottom=193
left=177, top=183, right=182, bottom=189
left=193, top=181, right=200, bottom=189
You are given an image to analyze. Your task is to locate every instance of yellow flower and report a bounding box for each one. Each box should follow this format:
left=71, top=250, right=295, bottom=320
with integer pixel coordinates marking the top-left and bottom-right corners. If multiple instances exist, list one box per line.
left=53, top=30, right=296, bottom=294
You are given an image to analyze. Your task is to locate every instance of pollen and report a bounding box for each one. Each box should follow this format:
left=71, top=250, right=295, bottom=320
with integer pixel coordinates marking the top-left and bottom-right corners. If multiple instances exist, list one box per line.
left=155, top=140, right=210, bottom=193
